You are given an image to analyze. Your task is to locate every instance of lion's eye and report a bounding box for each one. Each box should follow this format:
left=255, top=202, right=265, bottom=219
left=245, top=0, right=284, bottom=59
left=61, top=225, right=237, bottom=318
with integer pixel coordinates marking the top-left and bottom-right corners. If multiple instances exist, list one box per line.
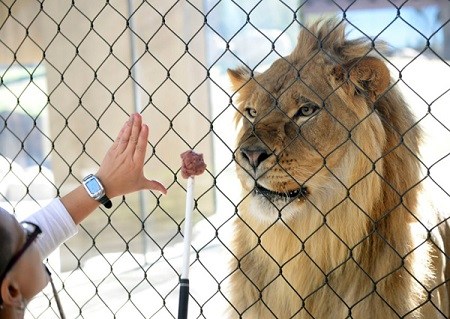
left=245, top=107, right=257, bottom=119
left=296, top=103, right=319, bottom=117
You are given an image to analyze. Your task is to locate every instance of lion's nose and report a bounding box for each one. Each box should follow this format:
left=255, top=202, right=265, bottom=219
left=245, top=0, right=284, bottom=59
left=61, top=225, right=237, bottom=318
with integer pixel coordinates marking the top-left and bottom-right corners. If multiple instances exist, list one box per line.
left=241, top=147, right=270, bottom=169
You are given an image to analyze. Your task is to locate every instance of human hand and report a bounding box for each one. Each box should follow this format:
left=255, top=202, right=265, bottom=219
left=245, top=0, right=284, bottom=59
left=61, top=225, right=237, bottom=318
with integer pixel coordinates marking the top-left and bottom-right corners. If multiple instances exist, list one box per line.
left=96, top=113, right=167, bottom=198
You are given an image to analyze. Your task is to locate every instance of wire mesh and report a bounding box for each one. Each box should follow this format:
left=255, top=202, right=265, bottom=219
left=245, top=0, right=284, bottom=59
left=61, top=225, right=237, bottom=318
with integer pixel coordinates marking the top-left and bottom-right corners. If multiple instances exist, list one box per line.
left=0, top=0, right=449, bottom=318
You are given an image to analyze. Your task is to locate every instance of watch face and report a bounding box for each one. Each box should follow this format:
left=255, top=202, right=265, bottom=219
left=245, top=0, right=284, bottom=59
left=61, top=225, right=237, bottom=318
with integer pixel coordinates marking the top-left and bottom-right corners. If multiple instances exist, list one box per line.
left=86, top=178, right=102, bottom=194
left=84, top=176, right=104, bottom=199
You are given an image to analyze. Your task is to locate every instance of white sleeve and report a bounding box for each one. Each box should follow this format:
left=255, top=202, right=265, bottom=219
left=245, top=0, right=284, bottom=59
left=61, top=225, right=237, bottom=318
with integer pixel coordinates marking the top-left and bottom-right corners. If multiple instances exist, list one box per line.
left=24, top=198, right=78, bottom=259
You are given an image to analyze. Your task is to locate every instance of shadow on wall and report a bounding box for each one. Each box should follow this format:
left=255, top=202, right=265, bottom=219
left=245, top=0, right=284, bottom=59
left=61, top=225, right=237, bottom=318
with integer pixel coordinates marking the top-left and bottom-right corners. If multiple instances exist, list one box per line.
left=0, top=111, right=56, bottom=203
left=0, top=111, right=49, bottom=168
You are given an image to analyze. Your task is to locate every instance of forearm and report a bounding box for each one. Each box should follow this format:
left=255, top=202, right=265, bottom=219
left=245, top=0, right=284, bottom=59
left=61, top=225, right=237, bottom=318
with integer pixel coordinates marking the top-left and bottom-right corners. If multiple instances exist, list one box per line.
left=60, top=184, right=101, bottom=225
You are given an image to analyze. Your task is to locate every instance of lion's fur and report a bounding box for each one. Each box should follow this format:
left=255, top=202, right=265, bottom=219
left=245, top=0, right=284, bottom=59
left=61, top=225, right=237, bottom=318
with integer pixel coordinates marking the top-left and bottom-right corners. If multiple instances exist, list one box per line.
left=227, top=19, right=450, bottom=318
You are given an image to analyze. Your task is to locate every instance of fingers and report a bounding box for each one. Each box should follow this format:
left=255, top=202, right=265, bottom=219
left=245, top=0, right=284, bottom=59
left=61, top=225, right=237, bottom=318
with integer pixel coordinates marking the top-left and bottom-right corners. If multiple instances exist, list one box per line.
left=115, top=114, right=134, bottom=154
left=115, top=113, right=144, bottom=155
left=110, top=119, right=129, bottom=152
left=134, top=123, right=149, bottom=164
left=125, top=113, right=142, bottom=154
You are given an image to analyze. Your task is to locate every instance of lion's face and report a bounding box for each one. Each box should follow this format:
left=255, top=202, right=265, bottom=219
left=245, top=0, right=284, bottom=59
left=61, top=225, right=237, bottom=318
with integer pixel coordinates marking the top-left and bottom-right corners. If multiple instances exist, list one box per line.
left=229, top=54, right=390, bottom=223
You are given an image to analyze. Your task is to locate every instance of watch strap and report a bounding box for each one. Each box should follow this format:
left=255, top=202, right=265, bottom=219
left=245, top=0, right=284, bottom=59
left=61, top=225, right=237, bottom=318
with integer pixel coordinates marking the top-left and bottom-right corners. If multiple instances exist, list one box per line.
left=99, top=195, right=112, bottom=209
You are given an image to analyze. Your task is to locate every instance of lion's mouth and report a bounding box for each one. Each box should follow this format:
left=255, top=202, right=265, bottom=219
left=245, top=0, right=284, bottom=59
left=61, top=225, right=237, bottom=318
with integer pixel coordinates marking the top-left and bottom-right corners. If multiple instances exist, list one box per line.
left=254, top=183, right=308, bottom=201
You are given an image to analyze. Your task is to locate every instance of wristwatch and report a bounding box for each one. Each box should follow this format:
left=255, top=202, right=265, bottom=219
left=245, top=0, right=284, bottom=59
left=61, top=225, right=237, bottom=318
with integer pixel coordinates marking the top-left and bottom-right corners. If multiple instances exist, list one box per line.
left=82, top=174, right=112, bottom=209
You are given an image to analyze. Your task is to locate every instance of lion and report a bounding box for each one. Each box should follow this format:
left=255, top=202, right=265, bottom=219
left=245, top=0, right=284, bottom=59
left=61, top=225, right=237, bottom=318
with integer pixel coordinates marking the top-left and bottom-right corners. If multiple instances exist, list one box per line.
left=226, top=19, right=450, bottom=318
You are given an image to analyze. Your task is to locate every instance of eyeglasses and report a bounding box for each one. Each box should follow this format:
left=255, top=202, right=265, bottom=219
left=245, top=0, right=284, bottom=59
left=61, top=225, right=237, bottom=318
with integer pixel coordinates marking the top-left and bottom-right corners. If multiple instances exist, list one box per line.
left=0, top=221, right=42, bottom=286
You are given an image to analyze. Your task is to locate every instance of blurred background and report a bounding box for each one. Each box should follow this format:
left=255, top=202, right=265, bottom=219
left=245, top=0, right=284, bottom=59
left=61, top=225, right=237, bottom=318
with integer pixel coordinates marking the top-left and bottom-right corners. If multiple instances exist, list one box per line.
left=0, top=0, right=449, bottom=318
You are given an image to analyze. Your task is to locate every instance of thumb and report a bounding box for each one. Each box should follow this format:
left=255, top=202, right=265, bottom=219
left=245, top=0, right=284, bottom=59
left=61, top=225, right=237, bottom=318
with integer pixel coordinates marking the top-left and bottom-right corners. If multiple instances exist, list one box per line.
left=145, top=179, right=167, bottom=195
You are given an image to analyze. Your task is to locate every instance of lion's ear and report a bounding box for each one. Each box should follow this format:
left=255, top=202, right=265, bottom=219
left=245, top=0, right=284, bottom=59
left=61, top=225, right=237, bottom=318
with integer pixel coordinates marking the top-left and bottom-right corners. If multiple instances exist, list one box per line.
left=332, top=57, right=390, bottom=102
left=227, top=67, right=251, bottom=91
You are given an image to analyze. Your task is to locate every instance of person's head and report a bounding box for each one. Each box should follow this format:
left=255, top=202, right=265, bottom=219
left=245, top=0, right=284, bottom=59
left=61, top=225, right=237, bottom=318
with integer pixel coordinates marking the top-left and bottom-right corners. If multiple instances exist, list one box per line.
left=0, top=209, right=49, bottom=316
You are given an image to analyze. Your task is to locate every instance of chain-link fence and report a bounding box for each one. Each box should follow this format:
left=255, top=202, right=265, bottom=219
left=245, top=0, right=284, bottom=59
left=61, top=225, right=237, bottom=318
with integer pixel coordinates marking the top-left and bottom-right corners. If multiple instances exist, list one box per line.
left=1, top=0, right=450, bottom=318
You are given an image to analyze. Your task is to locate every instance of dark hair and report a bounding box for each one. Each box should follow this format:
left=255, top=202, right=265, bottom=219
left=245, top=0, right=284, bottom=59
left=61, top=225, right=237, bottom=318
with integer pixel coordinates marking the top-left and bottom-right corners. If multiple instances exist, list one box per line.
left=0, top=208, right=14, bottom=305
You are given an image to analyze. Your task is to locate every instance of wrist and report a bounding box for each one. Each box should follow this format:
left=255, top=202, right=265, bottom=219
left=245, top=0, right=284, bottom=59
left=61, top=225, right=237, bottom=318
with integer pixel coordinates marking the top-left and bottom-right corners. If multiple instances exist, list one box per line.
left=95, top=171, right=115, bottom=198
